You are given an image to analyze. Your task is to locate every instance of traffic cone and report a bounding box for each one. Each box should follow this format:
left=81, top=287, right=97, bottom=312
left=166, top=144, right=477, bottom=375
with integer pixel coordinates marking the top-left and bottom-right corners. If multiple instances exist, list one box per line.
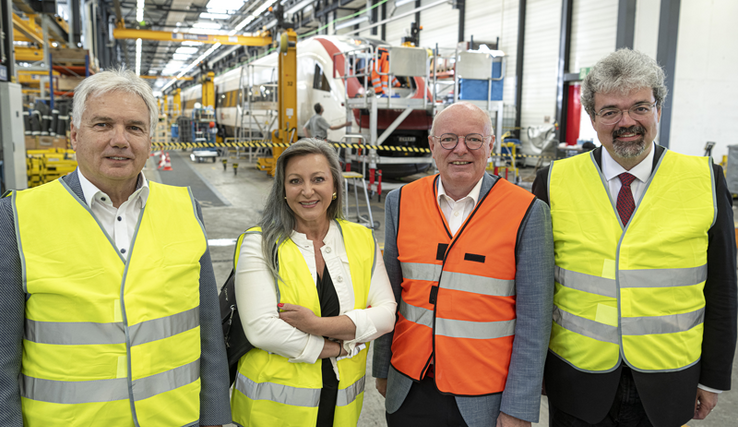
left=162, top=153, right=173, bottom=171
left=157, top=152, right=166, bottom=170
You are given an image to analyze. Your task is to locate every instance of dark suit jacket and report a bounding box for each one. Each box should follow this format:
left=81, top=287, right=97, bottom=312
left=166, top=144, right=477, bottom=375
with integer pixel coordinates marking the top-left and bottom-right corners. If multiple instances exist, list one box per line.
left=531, top=146, right=737, bottom=427
left=374, top=172, right=555, bottom=426
left=0, top=172, right=232, bottom=426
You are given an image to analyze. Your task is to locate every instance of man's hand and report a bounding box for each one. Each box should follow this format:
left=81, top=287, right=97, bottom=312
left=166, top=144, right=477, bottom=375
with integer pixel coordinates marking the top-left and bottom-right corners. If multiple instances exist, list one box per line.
left=496, top=412, right=530, bottom=427
left=375, top=378, right=387, bottom=398
left=694, top=388, right=719, bottom=420
left=278, top=303, right=321, bottom=335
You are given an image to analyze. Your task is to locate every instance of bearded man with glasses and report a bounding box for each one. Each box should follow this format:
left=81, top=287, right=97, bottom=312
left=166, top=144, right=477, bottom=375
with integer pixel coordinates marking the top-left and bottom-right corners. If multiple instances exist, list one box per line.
left=532, top=49, right=737, bottom=427
left=373, top=101, right=554, bottom=427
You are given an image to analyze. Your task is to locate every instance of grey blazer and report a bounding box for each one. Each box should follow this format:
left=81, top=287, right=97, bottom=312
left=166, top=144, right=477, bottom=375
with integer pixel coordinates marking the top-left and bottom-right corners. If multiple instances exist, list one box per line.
left=372, top=172, right=554, bottom=426
left=0, top=172, right=232, bottom=426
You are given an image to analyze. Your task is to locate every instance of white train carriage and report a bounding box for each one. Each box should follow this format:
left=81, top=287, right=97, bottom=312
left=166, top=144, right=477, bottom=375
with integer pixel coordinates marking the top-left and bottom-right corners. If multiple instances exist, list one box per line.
left=179, top=35, right=433, bottom=178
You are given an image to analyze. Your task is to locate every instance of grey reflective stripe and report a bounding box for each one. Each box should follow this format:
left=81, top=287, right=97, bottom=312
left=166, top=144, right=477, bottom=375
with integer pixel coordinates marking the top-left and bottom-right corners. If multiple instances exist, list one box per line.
left=622, top=308, right=704, bottom=336
left=401, top=262, right=515, bottom=296
left=25, top=319, right=125, bottom=345
left=619, top=265, right=707, bottom=289
left=552, top=305, right=618, bottom=344
left=441, top=272, right=515, bottom=297
left=134, top=358, right=200, bottom=401
left=24, top=307, right=199, bottom=346
left=436, top=318, right=515, bottom=340
left=399, top=301, right=434, bottom=328
left=401, top=301, right=515, bottom=340
left=400, top=262, right=442, bottom=282
left=235, top=372, right=321, bottom=408
left=336, top=375, right=366, bottom=407
left=129, top=306, right=200, bottom=346
left=20, top=374, right=129, bottom=404
left=555, top=266, right=616, bottom=298
left=20, top=358, right=199, bottom=404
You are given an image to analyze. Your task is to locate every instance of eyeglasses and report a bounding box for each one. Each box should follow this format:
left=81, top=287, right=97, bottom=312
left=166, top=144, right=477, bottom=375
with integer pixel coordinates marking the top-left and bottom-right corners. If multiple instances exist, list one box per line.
left=595, top=102, right=658, bottom=125
left=430, top=133, right=491, bottom=150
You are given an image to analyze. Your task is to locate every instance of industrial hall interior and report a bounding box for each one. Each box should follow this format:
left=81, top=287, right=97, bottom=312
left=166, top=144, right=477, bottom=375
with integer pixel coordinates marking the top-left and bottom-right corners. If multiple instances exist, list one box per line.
left=1, top=0, right=738, bottom=426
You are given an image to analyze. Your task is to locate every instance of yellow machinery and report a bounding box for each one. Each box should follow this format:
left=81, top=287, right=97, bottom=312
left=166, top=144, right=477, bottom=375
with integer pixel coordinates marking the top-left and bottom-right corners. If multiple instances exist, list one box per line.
left=173, top=88, right=182, bottom=118
left=202, top=72, right=215, bottom=108
left=27, top=149, right=77, bottom=187
left=112, top=27, right=271, bottom=47
left=257, top=24, right=298, bottom=176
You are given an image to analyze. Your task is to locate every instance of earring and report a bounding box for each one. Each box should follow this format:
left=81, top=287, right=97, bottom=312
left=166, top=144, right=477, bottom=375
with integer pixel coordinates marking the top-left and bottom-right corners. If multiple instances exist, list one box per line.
left=332, top=192, right=337, bottom=200
left=284, top=196, right=287, bottom=200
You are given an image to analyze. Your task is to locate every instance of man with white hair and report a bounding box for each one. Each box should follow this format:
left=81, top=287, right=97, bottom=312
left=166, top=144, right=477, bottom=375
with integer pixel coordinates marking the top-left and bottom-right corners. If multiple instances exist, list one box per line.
left=532, top=49, right=737, bottom=427
left=374, top=101, right=554, bottom=427
left=0, top=69, right=231, bottom=426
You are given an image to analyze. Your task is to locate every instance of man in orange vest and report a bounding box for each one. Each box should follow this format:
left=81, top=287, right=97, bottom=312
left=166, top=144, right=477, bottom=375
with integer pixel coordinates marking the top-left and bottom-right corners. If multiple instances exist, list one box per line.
left=373, top=101, right=554, bottom=426
left=371, top=47, right=402, bottom=97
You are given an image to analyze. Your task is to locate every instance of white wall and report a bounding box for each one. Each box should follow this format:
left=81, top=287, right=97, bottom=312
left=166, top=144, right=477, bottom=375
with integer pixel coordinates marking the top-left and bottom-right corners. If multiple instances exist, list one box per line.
left=669, top=0, right=738, bottom=159
left=464, top=0, right=520, bottom=106
left=633, top=0, right=660, bottom=58
left=569, top=1, right=617, bottom=72
left=570, top=0, right=618, bottom=144
left=520, top=0, right=561, bottom=133
left=418, top=0, right=459, bottom=49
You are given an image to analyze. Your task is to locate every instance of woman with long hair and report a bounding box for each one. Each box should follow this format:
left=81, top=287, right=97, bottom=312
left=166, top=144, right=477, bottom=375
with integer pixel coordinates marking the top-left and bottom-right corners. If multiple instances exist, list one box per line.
left=230, top=139, right=396, bottom=426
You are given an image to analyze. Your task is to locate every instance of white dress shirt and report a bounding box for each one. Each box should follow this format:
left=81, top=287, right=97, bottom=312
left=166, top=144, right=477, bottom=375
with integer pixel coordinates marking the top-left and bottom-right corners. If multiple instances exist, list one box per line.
left=77, top=169, right=149, bottom=260
left=600, top=143, right=655, bottom=207
left=235, top=220, right=396, bottom=375
left=437, top=176, right=484, bottom=235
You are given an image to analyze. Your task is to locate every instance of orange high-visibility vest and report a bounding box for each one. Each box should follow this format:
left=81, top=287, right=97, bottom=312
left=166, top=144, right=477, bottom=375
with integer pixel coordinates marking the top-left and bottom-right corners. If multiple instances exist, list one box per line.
left=390, top=174, right=535, bottom=395
left=371, top=48, right=401, bottom=95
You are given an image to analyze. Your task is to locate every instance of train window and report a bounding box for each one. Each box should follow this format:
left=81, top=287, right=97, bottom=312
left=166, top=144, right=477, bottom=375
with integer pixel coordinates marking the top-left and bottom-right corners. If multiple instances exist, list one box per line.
left=313, top=64, right=331, bottom=92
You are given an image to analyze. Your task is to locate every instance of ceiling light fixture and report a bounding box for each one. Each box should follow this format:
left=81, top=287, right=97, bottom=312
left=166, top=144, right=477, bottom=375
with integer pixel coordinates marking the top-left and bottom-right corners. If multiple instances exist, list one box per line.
left=136, top=0, right=145, bottom=22
left=135, top=38, right=142, bottom=75
left=199, top=12, right=231, bottom=20
left=334, top=16, right=368, bottom=30
left=231, top=0, right=278, bottom=34
left=285, top=0, right=313, bottom=15
left=162, top=0, right=278, bottom=93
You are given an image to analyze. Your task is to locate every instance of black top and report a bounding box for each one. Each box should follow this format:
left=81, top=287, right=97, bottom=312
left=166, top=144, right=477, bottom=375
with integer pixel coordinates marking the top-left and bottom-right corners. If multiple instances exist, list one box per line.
left=316, top=264, right=340, bottom=427
left=316, top=265, right=340, bottom=318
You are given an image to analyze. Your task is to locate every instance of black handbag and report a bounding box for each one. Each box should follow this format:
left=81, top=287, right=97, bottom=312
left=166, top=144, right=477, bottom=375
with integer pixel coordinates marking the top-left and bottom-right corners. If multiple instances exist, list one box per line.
left=219, top=267, right=253, bottom=385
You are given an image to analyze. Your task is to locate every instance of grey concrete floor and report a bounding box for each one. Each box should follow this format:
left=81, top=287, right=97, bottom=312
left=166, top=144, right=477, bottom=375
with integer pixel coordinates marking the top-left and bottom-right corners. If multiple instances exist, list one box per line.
left=144, top=150, right=738, bottom=427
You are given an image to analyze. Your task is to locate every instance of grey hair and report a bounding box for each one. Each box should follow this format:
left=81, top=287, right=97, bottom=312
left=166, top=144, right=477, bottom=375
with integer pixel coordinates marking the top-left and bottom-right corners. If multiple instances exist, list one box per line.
left=72, top=68, right=159, bottom=137
left=430, top=102, right=493, bottom=137
left=259, top=138, right=345, bottom=281
left=581, top=49, right=668, bottom=117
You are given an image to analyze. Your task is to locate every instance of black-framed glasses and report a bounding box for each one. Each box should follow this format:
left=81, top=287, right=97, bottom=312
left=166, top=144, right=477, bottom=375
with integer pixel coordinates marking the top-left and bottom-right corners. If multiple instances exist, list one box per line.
left=430, top=133, right=491, bottom=150
left=595, top=102, right=658, bottom=125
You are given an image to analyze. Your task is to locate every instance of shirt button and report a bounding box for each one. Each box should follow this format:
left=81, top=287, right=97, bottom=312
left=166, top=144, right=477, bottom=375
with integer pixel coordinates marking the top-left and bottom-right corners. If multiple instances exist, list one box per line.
left=120, top=248, right=126, bottom=254
left=117, top=216, right=122, bottom=221
left=325, top=247, right=332, bottom=253
left=454, top=211, right=459, bottom=216
left=337, top=276, right=343, bottom=282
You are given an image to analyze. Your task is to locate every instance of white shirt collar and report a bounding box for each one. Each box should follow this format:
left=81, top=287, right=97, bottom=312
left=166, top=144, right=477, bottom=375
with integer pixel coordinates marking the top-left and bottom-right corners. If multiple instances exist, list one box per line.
left=601, top=142, right=656, bottom=184
left=437, top=175, right=484, bottom=207
left=77, top=168, right=149, bottom=208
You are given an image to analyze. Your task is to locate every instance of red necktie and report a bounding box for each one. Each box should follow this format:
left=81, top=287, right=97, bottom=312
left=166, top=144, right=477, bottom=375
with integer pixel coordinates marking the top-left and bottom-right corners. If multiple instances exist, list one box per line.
left=617, top=173, right=637, bottom=225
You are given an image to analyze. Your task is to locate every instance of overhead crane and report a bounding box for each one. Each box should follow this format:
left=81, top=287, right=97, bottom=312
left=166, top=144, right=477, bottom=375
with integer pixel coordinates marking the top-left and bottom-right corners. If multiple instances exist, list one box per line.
left=112, top=27, right=272, bottom=47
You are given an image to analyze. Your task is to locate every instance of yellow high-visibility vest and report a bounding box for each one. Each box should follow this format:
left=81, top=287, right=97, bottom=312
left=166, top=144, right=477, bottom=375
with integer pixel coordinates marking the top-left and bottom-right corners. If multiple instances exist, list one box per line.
left=548, top=149, right=715, bottom=372
left=231, top=219, right=374, bottom=427
left=14, top=179, right=206, bottom=426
